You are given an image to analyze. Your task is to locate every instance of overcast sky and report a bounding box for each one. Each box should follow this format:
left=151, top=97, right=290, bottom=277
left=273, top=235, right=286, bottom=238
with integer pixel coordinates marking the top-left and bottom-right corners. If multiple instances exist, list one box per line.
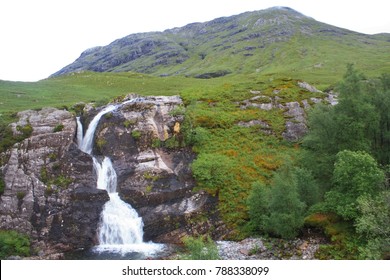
left=1, top=0, right=389, bottom=82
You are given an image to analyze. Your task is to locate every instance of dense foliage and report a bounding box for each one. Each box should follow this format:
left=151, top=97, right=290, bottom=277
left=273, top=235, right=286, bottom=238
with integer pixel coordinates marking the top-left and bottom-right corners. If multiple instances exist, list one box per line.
left=0, top=230, right=30, bottom=259
left=247, top=65, right=390, bottom=259
left=178, top=236, right=220, bottom=260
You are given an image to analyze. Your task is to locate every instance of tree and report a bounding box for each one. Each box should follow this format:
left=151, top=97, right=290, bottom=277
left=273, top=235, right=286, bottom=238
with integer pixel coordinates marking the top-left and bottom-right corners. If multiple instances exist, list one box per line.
left=294, top=167, right=321, bottom=210
left=301, top=65, right=383, bottom=190
left=247, top=181, right=270, bottom=232
left=301, top=103, right=338, bottom=191
left=247, top=161, right=306, bottom=239
left=325, top=150, right=384, bottom=221
left=333, top=65, right=379, bottom=153
left=356, top=191, right=390, bottom=259
left=369, top=73, right=390, bottom=164
left=266, top=164, right=306, bottom=239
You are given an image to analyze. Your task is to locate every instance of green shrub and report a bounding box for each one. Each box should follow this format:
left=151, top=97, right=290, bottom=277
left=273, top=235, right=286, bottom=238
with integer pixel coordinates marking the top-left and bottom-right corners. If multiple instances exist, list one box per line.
left=0, top=175, right=5, bottom=195
left=16, top=123, right=33, bottom=138
left=16, top=191, right=26, bottom=200
left=0, top=230, right=30, bottom=258
left=96, top=138, right=107, bottom=151
left=179, top=236, right=220, bottom=260
left=53, top=123, right=64, bottom=132
left=131, top=130, right=142, bottom=140
left=247, top=161, right=305, bottom=239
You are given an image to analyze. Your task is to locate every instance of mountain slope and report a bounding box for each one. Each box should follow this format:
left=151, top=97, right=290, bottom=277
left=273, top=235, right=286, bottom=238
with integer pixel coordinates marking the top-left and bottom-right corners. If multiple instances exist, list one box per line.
left=51, top=7, right=390, bottom=79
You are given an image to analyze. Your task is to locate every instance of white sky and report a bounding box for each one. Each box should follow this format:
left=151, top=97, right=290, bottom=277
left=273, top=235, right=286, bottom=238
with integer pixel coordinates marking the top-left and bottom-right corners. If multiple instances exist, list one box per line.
left=0, top=0, right=389, bottom=82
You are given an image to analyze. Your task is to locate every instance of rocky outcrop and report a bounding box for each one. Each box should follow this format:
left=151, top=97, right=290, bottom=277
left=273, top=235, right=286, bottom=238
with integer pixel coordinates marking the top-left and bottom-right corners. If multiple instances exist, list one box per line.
left=239, top=82, right=337, bottom=141
left=0, top=108, right=108, bottom=257
left=83, top=94, right=225, bottom=243
left=0, top=95, right=225, bottom=257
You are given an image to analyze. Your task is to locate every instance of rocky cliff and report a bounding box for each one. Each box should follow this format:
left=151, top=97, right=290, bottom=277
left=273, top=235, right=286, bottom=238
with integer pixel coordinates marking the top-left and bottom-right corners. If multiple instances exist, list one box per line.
left=0, top=95, right=226, bottom=257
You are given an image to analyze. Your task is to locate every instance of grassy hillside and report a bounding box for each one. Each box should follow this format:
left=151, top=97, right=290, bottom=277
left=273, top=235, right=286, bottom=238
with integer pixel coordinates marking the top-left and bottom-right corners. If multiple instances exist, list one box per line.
left=52, top=7, right=390, bottom=84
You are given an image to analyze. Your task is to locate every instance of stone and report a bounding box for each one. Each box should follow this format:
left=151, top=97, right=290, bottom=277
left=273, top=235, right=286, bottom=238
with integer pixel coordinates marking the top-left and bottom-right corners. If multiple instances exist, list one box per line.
left=297, top=81, right=322, bottom=93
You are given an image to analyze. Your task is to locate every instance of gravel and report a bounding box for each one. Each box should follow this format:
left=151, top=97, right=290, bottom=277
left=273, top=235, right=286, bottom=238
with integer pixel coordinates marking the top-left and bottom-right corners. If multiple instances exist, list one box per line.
left=217, top=237, right=325, bottom=260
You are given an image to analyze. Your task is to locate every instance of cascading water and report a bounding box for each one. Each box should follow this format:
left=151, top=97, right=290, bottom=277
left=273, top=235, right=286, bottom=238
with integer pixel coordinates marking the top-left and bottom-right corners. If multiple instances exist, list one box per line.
left=76, top=101, right=163, bottom=256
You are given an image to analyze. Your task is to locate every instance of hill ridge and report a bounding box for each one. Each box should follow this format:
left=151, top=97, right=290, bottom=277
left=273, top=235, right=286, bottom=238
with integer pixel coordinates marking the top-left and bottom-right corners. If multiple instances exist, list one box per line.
left=51, top=6, right=390, bottom=78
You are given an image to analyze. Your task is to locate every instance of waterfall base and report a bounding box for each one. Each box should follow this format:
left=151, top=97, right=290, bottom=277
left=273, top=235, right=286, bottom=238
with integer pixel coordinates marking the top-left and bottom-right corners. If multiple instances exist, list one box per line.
left=65, top=243, right=170, bottom=260
left=93, top=242, right=165, bottom=256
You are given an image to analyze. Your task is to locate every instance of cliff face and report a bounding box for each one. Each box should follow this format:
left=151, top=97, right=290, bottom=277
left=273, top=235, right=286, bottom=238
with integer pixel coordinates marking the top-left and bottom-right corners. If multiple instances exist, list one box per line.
left=0, top=96, right=226, bottom=257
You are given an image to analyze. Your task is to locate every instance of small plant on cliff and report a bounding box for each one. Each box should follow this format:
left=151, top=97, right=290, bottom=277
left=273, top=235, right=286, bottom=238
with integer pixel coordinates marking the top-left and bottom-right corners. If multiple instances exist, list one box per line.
left=95, top=137, right=107, bottom=152
left=53, top=123, right=64, bottom=132
left=0, top=230, right=30, bottom=258
left=16, top=191, right=26, bottom=200
left=16, top=123, right=33, bottom=139
left=0, top=174, right=5, bottom=195
left=131, top=130, right=142, bottom=140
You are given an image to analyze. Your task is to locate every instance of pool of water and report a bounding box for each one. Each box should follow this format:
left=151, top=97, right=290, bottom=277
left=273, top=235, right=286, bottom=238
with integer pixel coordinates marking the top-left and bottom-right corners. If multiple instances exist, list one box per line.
left=65, top=243, right=176, bottom=260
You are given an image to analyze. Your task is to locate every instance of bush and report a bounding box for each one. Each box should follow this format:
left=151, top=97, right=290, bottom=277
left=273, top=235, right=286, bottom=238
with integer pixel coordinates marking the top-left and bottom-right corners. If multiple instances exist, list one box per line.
left=191, top=153, right=234, bottom=195
left=247, top=161, right=306, bottom=239
left=325, top=150, right=384, bottom=221
left=179, top=236, right=220, bottom=260
left=53, top=123, right=64, bottom=132
left=131, top=130, right=142, bottom=140
left=0, top=230, right=30, bottom=258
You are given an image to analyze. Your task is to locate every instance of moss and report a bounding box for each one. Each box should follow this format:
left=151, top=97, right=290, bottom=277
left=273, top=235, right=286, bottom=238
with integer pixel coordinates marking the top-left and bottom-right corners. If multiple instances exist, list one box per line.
left=53, top=123, right=64, bottom=132
left=95, top=138, right=107, bottom=151
left=53, top=175, right=73, bottom=189
left=40, top=167, right=49, bottom=184
left=16, top=123, right=33, bottom=138
left=151, top=138, right=162, bottom=148
left=16, top=191, right=26, bottom=200
left=143, top=171, right=160, bottom=181
left=48, top=153, right=58, bottom=162
left=145, top=185, right=153, bottom=194
left=123, top=119, right=137, bottom=128
left=0, top=174, right=5, bottom=195
left=44, top=186, right=55, bottom=197
left=131, top=130, right=142, bottom=140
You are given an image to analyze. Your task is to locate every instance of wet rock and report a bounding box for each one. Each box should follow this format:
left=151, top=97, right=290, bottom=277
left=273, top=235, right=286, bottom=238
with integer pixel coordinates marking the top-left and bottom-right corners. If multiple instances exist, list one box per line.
left=0, top=107, right=109, bottom=255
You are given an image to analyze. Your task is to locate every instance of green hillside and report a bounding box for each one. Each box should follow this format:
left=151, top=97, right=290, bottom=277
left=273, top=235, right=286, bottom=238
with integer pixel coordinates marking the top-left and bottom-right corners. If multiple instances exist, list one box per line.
left=52, top=7, right=390, bottom=85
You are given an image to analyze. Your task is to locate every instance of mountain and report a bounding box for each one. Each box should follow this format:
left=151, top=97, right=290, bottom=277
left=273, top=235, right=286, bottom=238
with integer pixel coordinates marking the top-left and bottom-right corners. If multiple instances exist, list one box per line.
left=51, top=7, right=390, bottom=79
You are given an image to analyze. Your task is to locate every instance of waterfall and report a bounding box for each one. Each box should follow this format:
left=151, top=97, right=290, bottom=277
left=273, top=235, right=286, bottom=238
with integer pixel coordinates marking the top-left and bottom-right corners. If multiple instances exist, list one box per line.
left=76, top=101, right=163, bottom=255
left=79, top=104, right=117, bottom=154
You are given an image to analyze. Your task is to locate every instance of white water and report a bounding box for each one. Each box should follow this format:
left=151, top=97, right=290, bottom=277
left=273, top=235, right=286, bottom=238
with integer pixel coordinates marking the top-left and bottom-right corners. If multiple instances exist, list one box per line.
left=76, top=102, right=163, bottom=255
left=79, top=104, right=117, bottom=154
